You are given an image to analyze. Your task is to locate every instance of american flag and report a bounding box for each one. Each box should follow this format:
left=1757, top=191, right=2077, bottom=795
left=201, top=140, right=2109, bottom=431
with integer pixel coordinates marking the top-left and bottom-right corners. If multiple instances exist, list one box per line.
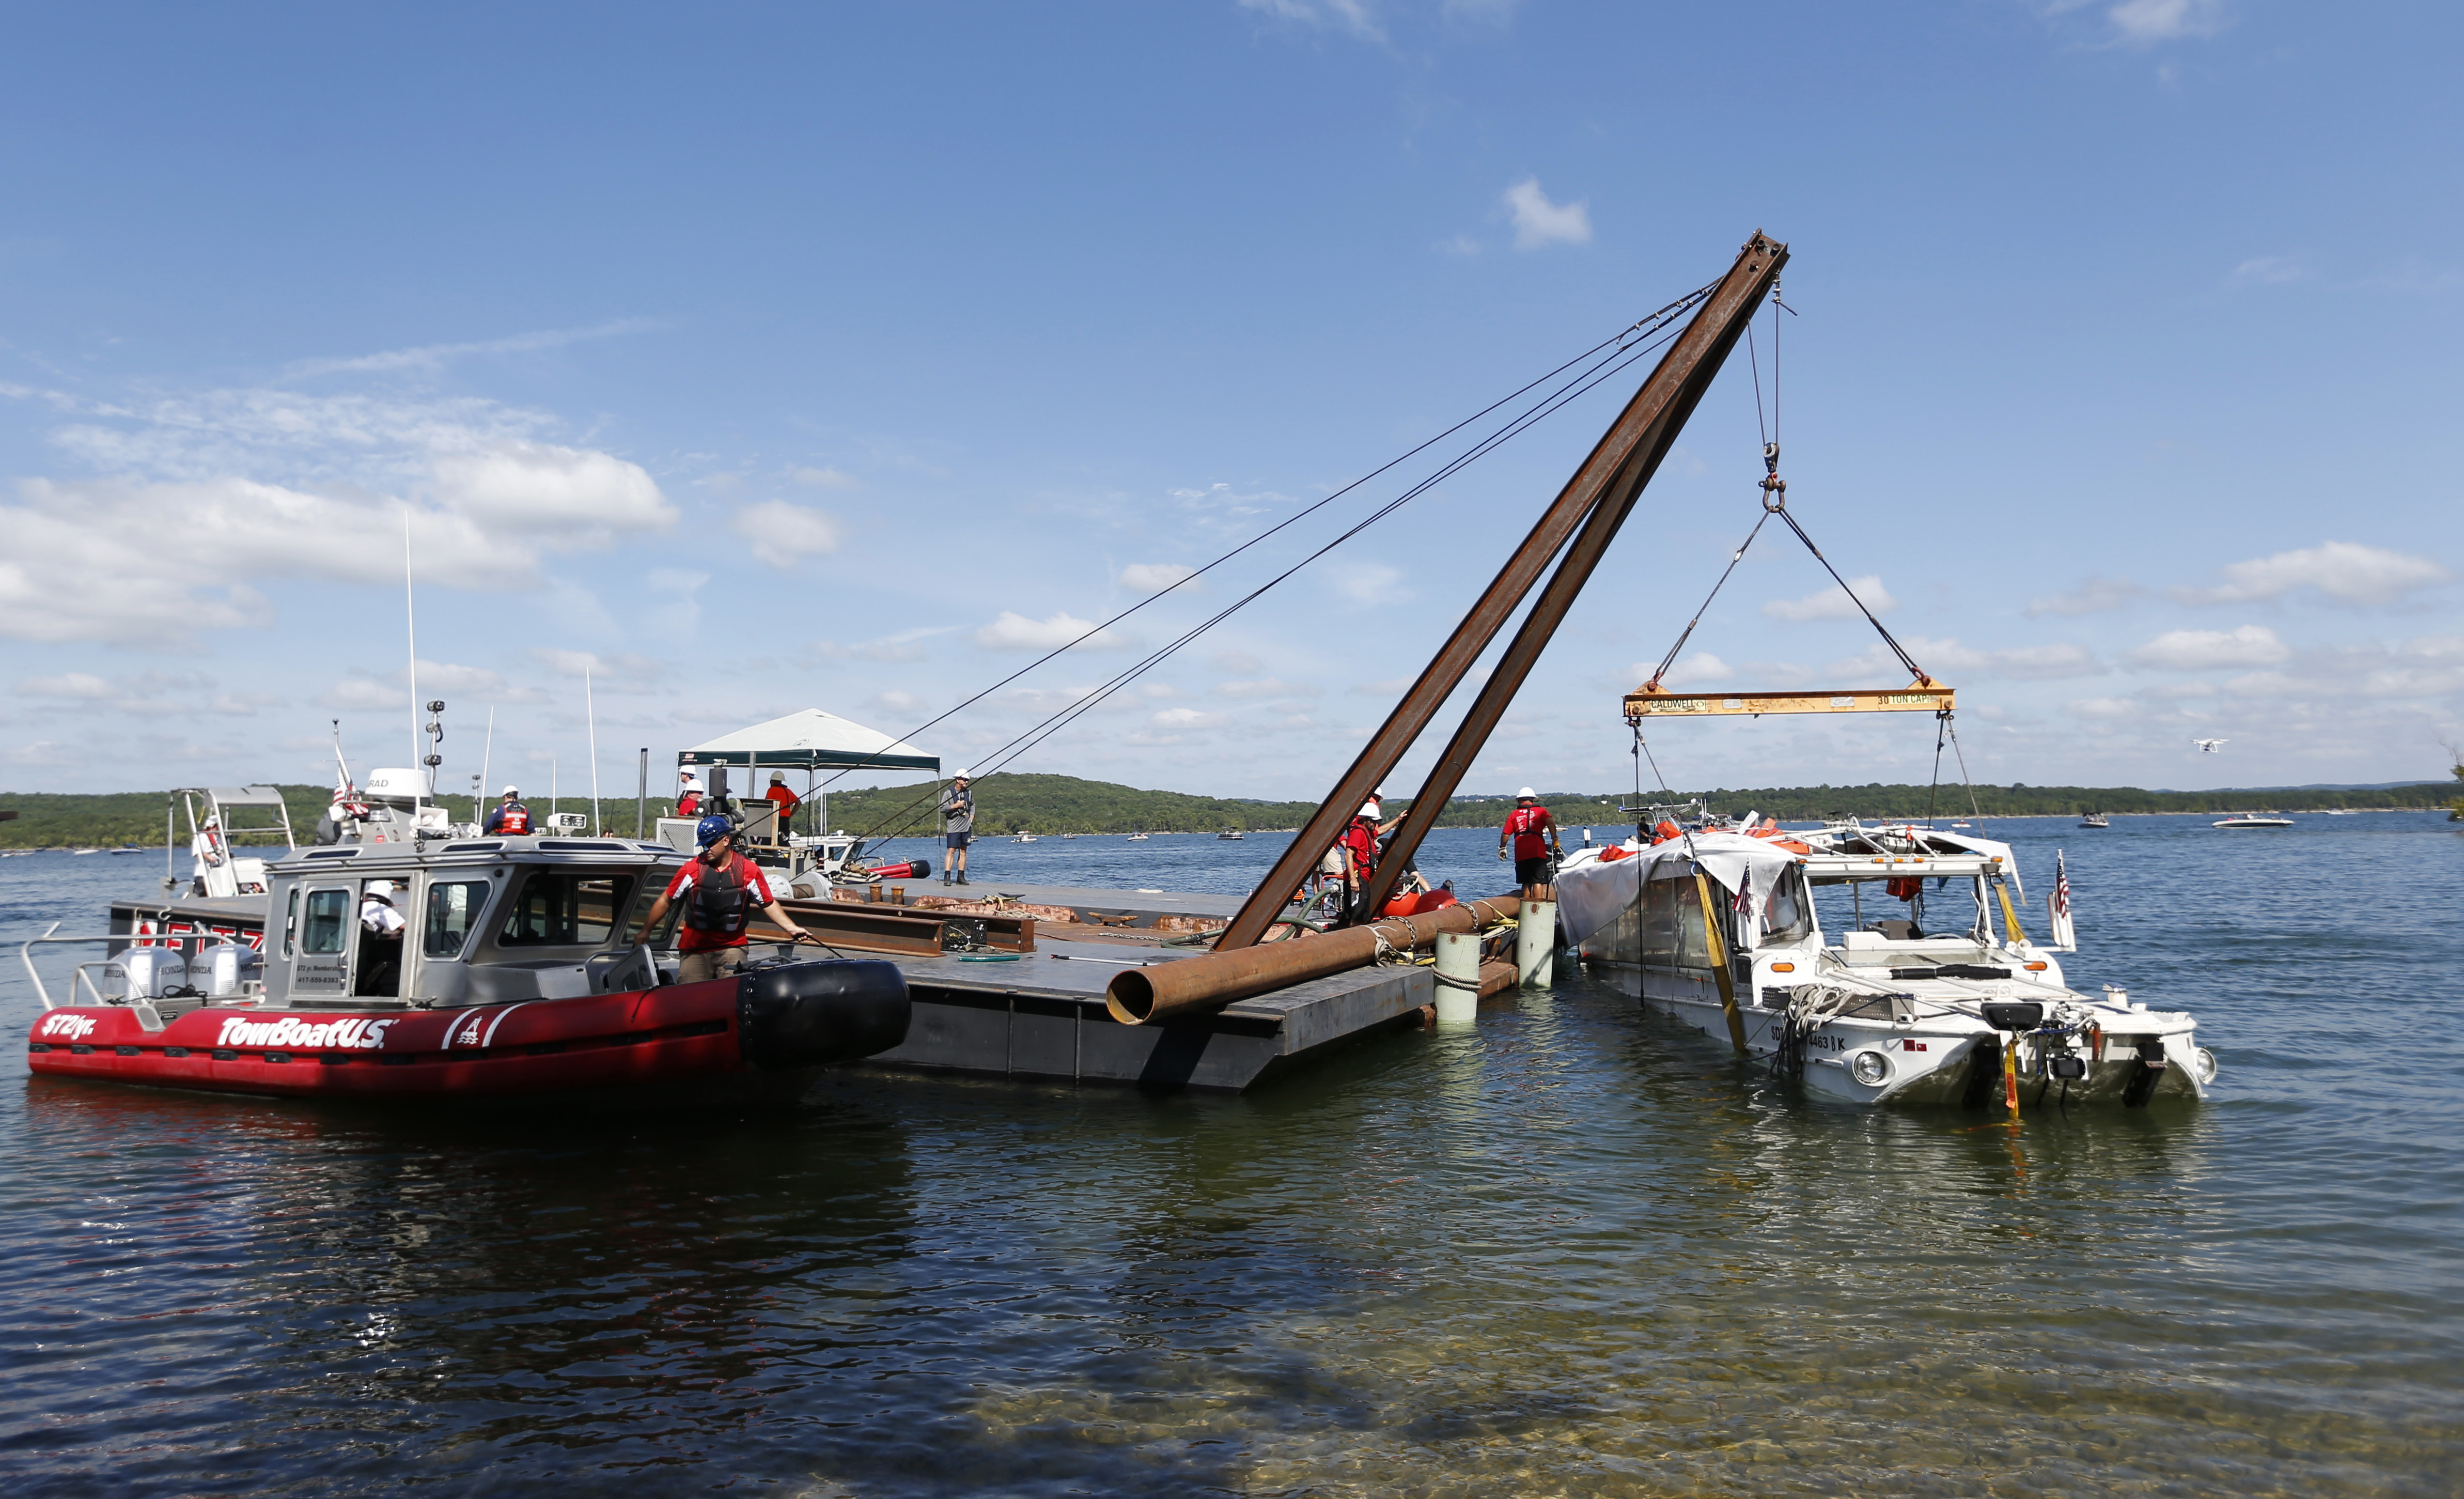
left=2052, top=849, right=2071, bottom=921
left=1732, top=867, right=1756, bottom=917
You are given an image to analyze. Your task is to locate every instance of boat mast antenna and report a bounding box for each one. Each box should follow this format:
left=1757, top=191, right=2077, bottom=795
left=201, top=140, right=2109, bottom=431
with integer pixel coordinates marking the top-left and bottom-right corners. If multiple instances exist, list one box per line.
left=403, top=511, right=422, bottom=824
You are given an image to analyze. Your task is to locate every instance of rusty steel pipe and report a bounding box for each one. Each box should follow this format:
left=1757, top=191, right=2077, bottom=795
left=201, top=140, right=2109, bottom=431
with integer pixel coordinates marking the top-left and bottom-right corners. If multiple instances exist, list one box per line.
left=1105, top=897, right=1518, bottom=1025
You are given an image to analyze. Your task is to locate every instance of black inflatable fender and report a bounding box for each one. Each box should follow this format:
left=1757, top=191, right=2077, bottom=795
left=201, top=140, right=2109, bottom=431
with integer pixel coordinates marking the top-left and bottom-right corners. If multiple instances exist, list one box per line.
left=737, top=959, right=912, bottom=1070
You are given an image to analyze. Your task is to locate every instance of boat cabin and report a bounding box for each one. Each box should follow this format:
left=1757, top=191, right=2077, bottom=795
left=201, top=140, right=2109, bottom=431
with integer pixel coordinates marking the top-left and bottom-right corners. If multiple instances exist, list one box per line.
left=250, top=836, right=692, bottom=1014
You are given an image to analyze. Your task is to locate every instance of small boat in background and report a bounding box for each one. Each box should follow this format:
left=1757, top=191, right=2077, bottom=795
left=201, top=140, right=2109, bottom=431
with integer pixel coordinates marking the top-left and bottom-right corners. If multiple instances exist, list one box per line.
left=2214, top=813, right=2294, bottom=829
left=1218, top=829, right=1244, bottom=841
left=1127, top=831, right=1149, bottom=841
left=2079, top=812, right=2110, bottom=829
left=1014, top=830, right=1039, bottom=843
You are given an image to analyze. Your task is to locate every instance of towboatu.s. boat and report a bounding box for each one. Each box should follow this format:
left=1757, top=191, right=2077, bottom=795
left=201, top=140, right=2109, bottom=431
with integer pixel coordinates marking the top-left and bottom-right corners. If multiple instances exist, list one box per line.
left=1554, top=818, right=2212, bottom=1108
left=23, top=833, right=910, bottom=1105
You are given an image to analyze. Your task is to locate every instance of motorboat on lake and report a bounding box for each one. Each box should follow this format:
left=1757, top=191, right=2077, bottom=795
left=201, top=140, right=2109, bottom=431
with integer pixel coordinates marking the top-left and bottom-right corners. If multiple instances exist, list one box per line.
left=2079, top=812, right=2110, bottom=829
left=1554, top=817, right=2211, bottom=1109
left=2213, top=813, right=2293, bottom=829
left=24, top=833, right=910, bottom=1106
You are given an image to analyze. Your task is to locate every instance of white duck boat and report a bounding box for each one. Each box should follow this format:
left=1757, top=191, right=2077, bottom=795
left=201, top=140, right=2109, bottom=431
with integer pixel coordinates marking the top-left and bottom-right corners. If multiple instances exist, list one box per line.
left=1555, top=818, right=2211, bottom=1109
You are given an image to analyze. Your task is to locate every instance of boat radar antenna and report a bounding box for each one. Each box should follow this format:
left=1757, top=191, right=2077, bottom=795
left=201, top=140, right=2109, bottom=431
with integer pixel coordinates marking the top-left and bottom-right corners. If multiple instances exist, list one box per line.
left=423, top=700, right=446, bottom=801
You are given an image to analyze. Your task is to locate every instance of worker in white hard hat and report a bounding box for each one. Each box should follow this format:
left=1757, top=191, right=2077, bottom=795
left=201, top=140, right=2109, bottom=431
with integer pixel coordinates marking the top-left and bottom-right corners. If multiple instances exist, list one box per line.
left=1499, top=786, right=1563, bottom=898
left=355, top=878, right=408, bottom=997
left=676, top=771, right=705, bottom=819
left=483, top=785, right=534, bottom=836
left=939, top=769, right=975, bottom=885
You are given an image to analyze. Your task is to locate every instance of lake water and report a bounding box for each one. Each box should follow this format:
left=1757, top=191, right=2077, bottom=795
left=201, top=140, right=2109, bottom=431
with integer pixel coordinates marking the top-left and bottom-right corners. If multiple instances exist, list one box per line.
left=3, top=814, right=2458, bottom=1495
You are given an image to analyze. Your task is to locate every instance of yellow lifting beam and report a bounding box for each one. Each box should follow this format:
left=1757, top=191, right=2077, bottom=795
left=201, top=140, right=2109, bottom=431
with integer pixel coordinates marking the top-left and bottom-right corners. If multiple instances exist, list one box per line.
left=1624, top=677, right=1954, bottom=720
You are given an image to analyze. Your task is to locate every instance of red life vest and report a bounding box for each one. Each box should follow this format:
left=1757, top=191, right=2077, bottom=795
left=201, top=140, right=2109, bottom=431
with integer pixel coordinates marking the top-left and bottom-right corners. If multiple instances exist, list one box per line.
left=492, top=802, right=533, bottom=835
left=1339, top=820, right=1377, bottom=876
left=1506, top=805, right=1553, bottom=860
left=677, top=792, right=701, bottom=818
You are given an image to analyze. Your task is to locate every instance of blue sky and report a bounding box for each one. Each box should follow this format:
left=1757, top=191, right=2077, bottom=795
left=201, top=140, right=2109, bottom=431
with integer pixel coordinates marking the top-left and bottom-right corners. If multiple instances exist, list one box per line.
left=2, top=0, right=2458, bottom=803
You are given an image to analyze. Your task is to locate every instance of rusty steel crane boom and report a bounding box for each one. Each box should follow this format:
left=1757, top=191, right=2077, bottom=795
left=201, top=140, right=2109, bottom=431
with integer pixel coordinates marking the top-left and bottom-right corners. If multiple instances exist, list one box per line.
left=1214, top=229, right=1788, bottom=952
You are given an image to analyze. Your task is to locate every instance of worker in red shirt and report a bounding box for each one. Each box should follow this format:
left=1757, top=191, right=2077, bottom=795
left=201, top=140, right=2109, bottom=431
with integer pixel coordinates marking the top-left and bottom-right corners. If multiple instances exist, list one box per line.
left=1338, top=801, right=1381, bottom=924
left=675, top=772, right=704, bottom=819
left=1499, top=786, right=1563, bottom=898
left=763, top=771, right=802, bottom=836
left=640, top=816, right=819, bottom=983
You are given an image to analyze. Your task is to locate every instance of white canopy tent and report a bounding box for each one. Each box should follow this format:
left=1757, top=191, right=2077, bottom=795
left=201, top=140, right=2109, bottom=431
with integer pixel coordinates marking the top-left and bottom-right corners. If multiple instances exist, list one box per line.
left=676, top=709, right=939, bottom=832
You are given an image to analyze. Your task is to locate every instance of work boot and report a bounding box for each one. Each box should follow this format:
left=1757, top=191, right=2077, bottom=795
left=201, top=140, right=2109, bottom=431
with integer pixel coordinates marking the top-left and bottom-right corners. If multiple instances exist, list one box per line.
left=942, top=871, right=952, bottom=885
left=957, top=872, right=970, bottom=886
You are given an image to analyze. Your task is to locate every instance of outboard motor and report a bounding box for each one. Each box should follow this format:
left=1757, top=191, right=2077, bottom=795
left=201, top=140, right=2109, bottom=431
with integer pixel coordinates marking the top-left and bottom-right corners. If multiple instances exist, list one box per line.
left=121, top=946, right=189, bottom=1000
left=198, top=941, right=260, bottom=998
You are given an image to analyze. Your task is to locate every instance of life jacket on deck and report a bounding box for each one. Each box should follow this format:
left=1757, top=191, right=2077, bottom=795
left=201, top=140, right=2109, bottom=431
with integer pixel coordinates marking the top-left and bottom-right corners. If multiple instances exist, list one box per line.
left=492, top=802, right=533, bottom=835
left=684, top=854, right=756, bottom=936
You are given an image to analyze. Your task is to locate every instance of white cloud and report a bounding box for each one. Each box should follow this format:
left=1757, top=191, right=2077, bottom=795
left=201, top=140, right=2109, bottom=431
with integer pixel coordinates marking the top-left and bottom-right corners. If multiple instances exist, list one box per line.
left=15, top=673, right=112, bottom=699
left=1349, top=676, right=1413, bottom=697
left=2027, top=575, right=2147, bottom=617
left=2067, top=697, right=2139, bottom=720
left=2225, top=254, right=2315, bottom=288
left=0, top=382, right=674, bottom=646
left=322, top=677, right=406, bottom=712
left=2129, top=625, right=2291, bottom=670
left=284, top=319, right=656, bottom=378
left=1212, top=651, right=1264, bottom=675
left=974, top=610, right=1130, bottom=651
left=2107, top=0, right=2231, bottom=45
left=1828, top=636, right=2105, bottom=683
left=1658, top=653, right=1732, bottom=688
left=805, top=626, right=947, bottom=664
left=790, top=466, right=861, bottom=490
left=1503, top=178, right=1592, bottom=250
left=866, top=690, right=928, bottom=717
left=2173, top=542, right=2451, bottom=607
left=1239, top=0, right=1383, bottom=41
left=526, top=648, right=668, bottom=693
left=431, top=441, right=675, bottom=542
left=1118, top=562, right=1202, bottom=594
left=1148, top=707, right=1228, bottom=730
left=730, top=501, right=841, bottom=567
left=1764, top=575, right=1896, bottom=622
left=1329, top=563, right=1410, bottom=606
left=1438, top=234, right=1483, bottom=257
left=1215, top=677, right=1320, bottom=699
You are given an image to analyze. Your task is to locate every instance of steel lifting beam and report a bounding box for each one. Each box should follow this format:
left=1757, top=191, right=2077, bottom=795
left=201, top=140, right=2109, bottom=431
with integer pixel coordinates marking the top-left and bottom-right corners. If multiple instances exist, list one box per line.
left=1623, top=682, right=1955, bottom=718
left=1356, top=233, right=1791, bottom=917
left=1217, top=230, right=1788, bottom=950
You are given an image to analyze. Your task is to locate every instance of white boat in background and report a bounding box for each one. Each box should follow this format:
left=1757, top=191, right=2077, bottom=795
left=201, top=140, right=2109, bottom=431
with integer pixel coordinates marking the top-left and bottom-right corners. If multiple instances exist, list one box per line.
left=1128, top=831, right=1149, bottom=841
left=2079, top=812, right=2110, bottom=829
left=1014, top=831, right=1039, bottom=843
left=2213, top=813, right=2293, bottom=829
left=1555, top=817, right=2210, bottom=1109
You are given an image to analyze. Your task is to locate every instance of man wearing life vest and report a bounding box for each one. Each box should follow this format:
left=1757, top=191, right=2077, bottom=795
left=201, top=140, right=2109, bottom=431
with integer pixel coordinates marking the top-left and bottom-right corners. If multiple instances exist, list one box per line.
left=482, top=786, right=534, bottom=836
left=676, top=773, right=704, bottom=820
left=1499, top=786, right=1563, bottom=898
left=1338, top=802, right=1381, bottom=924
left=640, top=816, right=820, bottom=983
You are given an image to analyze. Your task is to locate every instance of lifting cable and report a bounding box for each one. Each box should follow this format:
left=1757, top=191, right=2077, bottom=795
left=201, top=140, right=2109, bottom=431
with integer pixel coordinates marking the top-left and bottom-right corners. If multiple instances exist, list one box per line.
left=844, top=286, right=1717, bottom=845
left=1639, top=277, right=1932, bottom=693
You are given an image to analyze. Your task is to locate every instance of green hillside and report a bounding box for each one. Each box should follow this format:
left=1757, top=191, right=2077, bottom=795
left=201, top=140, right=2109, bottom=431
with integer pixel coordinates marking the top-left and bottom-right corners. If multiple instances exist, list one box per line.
left=3, top=774, right=2453, bottom=848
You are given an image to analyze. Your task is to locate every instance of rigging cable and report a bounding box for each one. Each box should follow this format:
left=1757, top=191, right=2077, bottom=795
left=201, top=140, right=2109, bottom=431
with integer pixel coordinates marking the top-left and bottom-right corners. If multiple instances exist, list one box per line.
left=848, top=296, right=1712, bottom=844
left=813, top=283, right=1718, bottom=797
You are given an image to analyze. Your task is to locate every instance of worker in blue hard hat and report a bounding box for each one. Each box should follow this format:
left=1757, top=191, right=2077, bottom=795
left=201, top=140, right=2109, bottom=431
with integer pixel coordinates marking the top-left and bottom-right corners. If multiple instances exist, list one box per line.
left=640, top=815, right=819, bottom=983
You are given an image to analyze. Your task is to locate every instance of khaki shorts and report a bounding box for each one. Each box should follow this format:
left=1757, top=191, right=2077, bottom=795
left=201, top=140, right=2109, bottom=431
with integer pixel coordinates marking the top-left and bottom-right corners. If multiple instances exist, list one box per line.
left=679, top=946, right=746, bottom=985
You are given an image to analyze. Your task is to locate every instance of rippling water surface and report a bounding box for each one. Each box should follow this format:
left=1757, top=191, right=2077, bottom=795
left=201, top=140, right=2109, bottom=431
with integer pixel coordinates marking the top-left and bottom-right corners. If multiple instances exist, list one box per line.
left=4, top=816, right=2458, bottom=1495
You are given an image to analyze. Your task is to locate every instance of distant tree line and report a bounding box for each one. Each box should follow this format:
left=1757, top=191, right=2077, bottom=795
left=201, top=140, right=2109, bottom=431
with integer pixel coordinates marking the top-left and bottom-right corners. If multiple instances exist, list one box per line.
left=3, top=773, right=2454, bottom=848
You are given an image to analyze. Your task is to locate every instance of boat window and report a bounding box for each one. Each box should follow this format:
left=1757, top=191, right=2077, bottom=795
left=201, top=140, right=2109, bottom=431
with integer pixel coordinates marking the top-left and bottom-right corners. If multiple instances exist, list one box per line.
left=1761, top=866, right=1814, bottom=945
left=1639, top=874, right=1715, bottom=972
left=497, top=868, right=639, bottom=947
left=301, top=888, right=351, bottom=955
left=283, top=886, right=301, bottom=959
left=424, top=880, right=492, bottom=959
left=619, top=877, right=683, bottom=948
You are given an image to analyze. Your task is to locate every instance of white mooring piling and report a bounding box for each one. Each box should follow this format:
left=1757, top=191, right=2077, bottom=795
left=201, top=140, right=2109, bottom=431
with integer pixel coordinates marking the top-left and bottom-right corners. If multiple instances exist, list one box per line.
left=1517, top=900, right=1556, bottom=989
left=1434, top=930, right=1480, bottom=1026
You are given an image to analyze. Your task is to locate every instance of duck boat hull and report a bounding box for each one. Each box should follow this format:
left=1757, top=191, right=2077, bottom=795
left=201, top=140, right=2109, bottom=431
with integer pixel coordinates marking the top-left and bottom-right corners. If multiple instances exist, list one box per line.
left=26, top=959, right=909, bottom=1105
